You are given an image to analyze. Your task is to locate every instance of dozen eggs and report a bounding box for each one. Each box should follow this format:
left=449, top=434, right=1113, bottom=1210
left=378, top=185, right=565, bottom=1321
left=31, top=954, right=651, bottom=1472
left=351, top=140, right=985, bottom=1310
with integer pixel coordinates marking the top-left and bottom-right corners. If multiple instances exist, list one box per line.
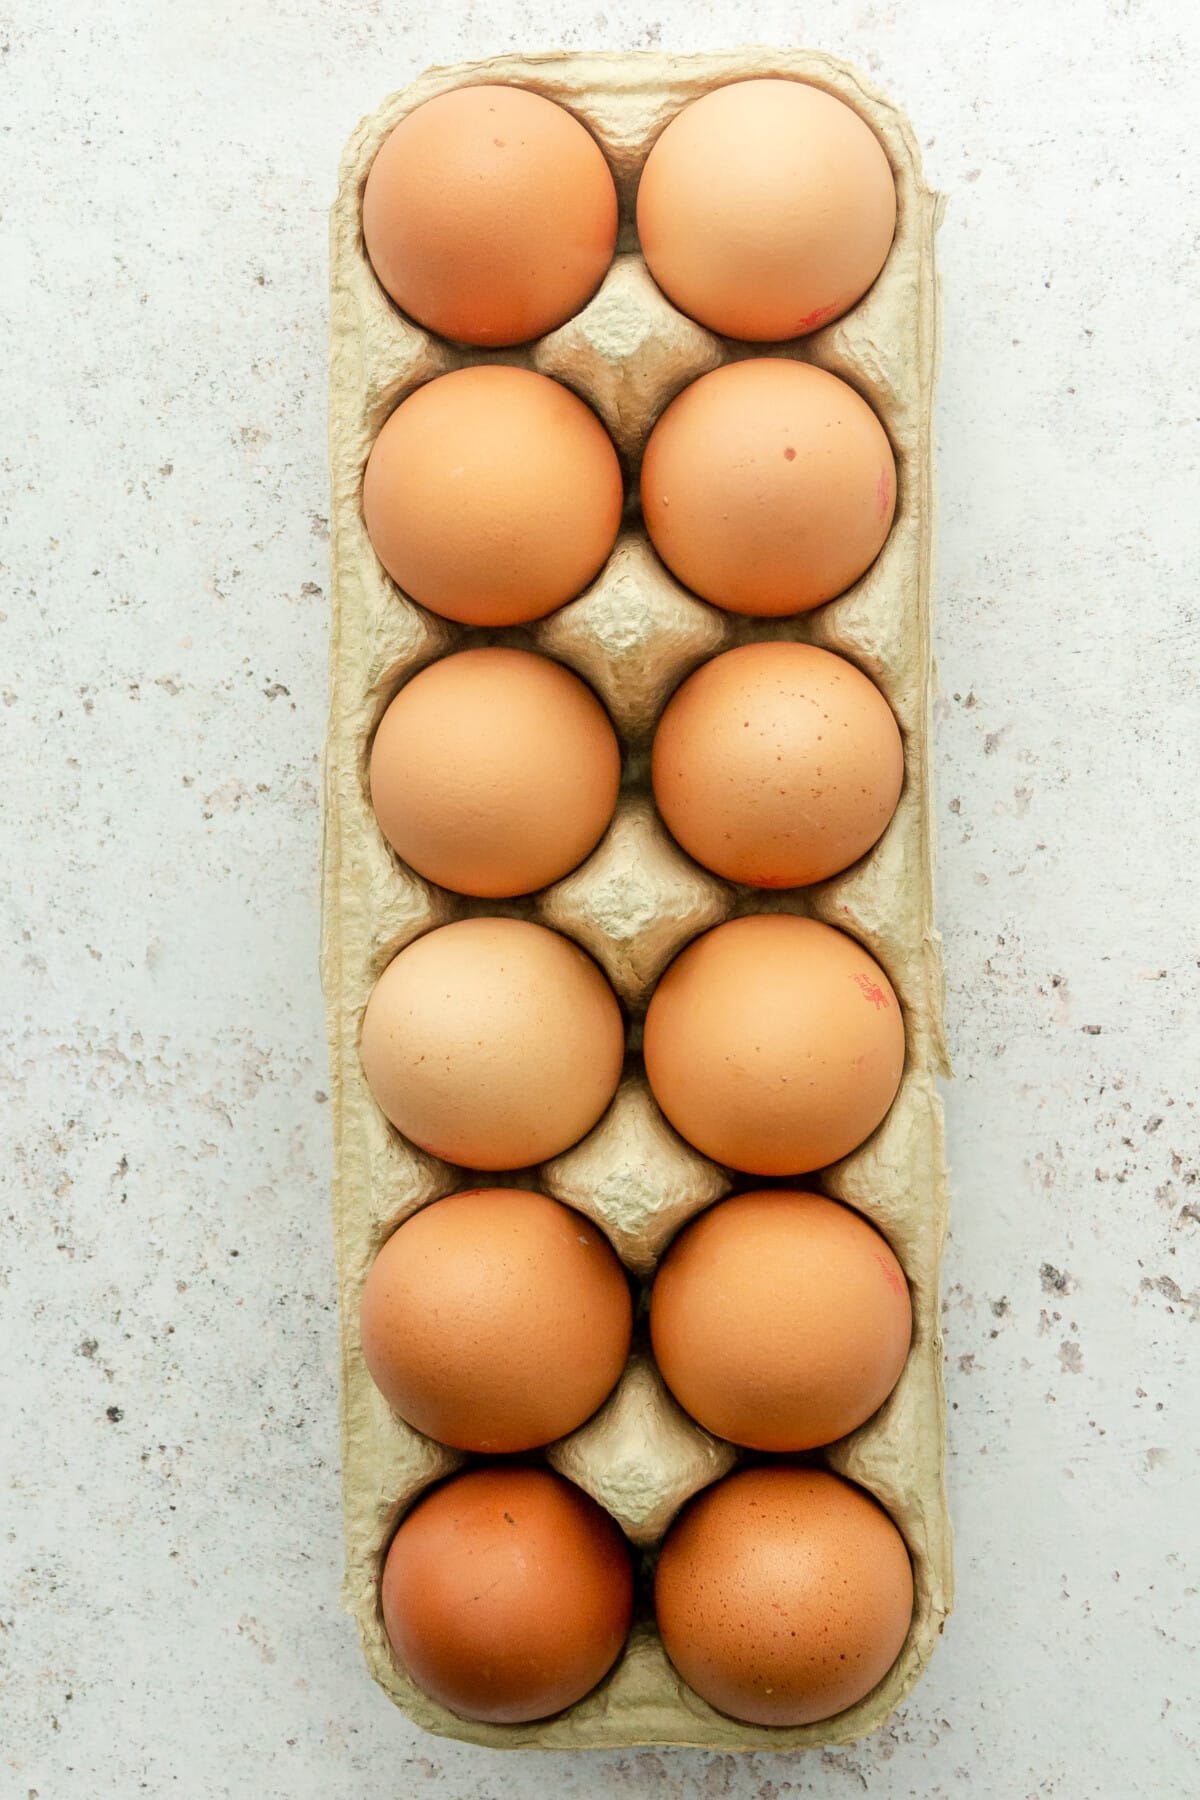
left=349, top=74, right=920, bottom=1732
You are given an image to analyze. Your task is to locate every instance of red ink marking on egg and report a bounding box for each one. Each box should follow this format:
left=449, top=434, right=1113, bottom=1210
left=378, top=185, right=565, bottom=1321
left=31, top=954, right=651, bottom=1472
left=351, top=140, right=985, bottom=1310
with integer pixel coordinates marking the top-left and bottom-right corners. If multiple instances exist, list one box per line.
left=877, top=465, right=892, bottom=520
left=875, top=1252, right=906, bottom=1296
left=796, top=301, right=839, bottom=333
left=851, top=971, right=890, bottom=1010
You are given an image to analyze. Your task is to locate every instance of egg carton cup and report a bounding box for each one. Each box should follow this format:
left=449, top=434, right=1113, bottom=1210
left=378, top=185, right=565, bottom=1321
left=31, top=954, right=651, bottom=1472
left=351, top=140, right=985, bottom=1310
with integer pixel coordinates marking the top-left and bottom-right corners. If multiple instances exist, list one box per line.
left=323, top=44, right=951, bottom=1751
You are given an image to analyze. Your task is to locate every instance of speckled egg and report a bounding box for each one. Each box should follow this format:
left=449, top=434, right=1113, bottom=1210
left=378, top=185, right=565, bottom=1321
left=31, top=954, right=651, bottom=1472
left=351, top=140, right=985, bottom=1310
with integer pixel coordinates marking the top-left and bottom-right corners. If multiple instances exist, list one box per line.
left=651, top=641, right=903, bottom=887
left=655, top=1467, right=914, bottom=1725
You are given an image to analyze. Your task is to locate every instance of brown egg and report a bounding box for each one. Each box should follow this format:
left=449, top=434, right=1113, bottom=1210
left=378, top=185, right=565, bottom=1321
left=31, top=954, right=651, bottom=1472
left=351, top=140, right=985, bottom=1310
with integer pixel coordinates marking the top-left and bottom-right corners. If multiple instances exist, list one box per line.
left=363, top=367, right=623, bottom=627
left=652, top=642, right=903, bottom=887
left=363, top=84, right=618, bottom=347
left=637, top=79, right=896, bottom=341
left=643, top=914, right=904, bottom=1174
left=641, top=359, right=895, bottom=616
left=383, top=1466, right=633, bottom=1722
left=650, top=1190, right=911, bottom=1450
left=360, top=918, right=624, bottom=1169
left=360, top=1188, right=632, bottom=1452
left=655, top=1467, right=913, bottom=1726
left=371, top=650, right=621, bottom=898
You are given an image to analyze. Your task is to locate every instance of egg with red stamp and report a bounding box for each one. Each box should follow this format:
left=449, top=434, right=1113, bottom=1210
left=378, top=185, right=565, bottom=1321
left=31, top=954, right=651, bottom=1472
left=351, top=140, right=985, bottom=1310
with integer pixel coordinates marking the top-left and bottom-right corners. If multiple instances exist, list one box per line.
left=643, top=913, right=905, bottom=1174
left=641, top=359, right=896, bottom=617
left=636, top=78, right=896, bottom=342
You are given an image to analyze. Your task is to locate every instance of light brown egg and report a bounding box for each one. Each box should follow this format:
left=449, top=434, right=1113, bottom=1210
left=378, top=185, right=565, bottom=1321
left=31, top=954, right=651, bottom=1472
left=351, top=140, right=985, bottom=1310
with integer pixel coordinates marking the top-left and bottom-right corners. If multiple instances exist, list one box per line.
left=641, top=358, right=896, bottom=616
left=363, top=84, right=618, bottom=347
left=370, top=649, right=621, bottom=898
left=383, top=1466, right=633, bottom=1723
left=655, top=1467, right=913, bottom=1726
left=651, top=642, right=903, bottom=887
left=360, top=1188, right=632, bottom=1452
left=642, top=914, right=904, bottom=1174
left=650, top=1190, right=911, bottom=1450
left=637, top=78, right=896, bottom=341
left=363, top=366, right=623, bottom=627
left=360, top=918, right=624, bottom=1170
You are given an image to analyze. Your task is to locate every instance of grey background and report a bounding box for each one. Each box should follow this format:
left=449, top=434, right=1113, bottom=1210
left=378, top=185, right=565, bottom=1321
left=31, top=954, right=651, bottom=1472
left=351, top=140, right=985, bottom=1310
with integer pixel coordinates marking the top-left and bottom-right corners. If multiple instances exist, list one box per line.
left=3, top=2, right=1197, bottom=1795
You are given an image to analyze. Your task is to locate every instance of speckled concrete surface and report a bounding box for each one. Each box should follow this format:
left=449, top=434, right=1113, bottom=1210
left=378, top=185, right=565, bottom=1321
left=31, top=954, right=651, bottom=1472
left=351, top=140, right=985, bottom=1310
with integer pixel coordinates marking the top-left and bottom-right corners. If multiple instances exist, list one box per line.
left=2, top=3, right=1197, bottom=1796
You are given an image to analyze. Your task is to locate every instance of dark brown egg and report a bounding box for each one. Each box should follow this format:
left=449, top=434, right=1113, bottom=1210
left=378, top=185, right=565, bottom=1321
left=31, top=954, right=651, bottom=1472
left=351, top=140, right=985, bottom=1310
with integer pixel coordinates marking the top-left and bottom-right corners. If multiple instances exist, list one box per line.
left=382, top=1466, right=633, bottom=1722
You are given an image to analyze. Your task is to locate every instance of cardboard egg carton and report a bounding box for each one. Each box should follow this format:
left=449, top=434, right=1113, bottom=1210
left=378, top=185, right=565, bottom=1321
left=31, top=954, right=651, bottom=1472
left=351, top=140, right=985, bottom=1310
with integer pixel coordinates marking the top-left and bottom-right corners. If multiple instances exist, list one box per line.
left=323, top=45, right=951, bottom=1750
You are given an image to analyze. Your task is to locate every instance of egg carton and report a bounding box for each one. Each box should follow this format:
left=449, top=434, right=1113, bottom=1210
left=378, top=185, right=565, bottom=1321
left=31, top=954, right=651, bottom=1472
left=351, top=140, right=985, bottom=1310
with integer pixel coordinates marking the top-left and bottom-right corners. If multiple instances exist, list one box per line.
left=323, top=44, right=951, bottom=1751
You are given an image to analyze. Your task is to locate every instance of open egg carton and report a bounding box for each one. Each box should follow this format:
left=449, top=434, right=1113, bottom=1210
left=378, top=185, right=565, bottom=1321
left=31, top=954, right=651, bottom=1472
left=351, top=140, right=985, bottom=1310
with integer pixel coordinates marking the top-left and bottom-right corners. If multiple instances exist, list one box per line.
left=323, top=44, right=951, bottom=1751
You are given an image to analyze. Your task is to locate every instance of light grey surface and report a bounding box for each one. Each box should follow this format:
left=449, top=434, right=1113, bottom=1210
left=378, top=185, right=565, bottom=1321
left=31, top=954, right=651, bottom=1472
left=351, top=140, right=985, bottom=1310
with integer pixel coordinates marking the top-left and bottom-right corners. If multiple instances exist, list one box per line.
left=2, top=2, right=1197, bottom=1796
